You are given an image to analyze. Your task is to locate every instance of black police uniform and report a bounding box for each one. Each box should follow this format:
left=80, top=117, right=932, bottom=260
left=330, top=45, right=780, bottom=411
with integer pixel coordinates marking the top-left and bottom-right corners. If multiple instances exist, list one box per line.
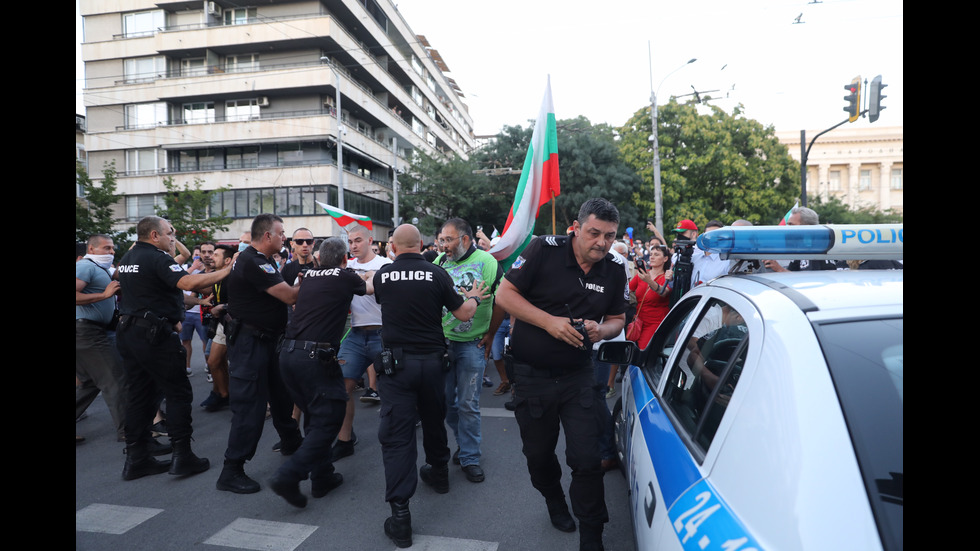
left=280, top=259, right=316, bottom=287
left=116, top=242, right=194, bottom=445
left=224, top=246, right=302, bottom=468
left=272, top=266, right=366, bottom=495
left=505, top=235, right=628, bottom=530
left=372, top=252, right=465, bottom=504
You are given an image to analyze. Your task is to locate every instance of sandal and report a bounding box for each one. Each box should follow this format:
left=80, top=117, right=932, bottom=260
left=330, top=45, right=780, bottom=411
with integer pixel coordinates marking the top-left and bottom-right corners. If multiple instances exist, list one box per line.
left=493, top=381, right=512, bottom=396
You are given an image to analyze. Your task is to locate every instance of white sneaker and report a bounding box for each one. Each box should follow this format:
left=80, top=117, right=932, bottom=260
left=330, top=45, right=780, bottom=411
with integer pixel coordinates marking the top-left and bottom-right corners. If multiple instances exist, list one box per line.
left=186, top=368, right=193, bottom=376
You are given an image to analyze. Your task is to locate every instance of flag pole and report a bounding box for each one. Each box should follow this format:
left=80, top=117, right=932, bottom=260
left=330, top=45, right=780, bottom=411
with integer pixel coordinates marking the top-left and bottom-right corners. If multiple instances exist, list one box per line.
left=551, top=191, right=556, bottom=235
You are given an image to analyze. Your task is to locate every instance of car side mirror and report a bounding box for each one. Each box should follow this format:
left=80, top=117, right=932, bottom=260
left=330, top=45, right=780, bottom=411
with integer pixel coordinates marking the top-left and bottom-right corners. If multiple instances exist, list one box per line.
left=597, top=341, right=641, bottom=365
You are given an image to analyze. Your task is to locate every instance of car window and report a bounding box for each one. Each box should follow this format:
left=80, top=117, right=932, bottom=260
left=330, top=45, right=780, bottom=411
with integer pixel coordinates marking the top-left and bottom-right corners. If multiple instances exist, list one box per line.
left=642, top=298, right=699, bottom=388
left=661, top=299, right=749, bottom=456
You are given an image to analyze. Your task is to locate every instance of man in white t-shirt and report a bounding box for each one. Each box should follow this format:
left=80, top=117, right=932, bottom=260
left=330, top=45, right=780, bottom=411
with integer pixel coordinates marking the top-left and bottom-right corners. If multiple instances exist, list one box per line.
left=332, top=224, right=392, bottom=461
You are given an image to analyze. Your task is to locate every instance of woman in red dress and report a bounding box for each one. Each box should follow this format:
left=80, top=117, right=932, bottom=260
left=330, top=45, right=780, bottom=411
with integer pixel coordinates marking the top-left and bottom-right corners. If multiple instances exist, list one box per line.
left=628, top=245, right=673, bottom=350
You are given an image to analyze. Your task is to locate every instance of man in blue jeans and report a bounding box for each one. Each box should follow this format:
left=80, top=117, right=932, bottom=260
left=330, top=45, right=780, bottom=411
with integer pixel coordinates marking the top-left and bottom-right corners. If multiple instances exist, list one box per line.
left=434, top=218, right=504, bottom=483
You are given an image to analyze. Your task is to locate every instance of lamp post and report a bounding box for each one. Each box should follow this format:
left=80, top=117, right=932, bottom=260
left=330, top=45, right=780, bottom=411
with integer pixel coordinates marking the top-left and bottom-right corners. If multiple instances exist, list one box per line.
left=649, top=50, right=695, bottom=235
left=321, top=56, right=345, bottom=210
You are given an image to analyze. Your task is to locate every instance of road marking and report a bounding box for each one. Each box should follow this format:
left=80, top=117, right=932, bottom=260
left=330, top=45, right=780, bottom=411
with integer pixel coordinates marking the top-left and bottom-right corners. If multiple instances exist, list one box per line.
left=406, top=534, right=499, bottom=550
left=203, top=518, right=317, bottom=551
left=76, top=503, right=163, bottom=534
left=481, top=407, right=515, bottom=418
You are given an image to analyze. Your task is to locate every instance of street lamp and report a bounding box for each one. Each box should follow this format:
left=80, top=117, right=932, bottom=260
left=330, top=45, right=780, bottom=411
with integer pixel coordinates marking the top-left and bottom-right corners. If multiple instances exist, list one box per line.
left=320, top=56, right=345, bottom=210
left=649, top=50, right=696, bottom=235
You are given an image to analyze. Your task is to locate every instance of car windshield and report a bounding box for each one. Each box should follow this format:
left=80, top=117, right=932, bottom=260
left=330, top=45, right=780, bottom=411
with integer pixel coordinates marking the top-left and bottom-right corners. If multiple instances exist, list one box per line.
left=816, top=317, right=903, bottom=551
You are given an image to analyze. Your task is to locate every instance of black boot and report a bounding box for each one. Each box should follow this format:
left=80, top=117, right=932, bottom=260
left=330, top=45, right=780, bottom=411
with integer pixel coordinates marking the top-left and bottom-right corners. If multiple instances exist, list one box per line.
left=146, top=437, right=173, bottom=456
left=579, top=522, right=605, bottom=551
left=546, top=497, right=576, bottom=532
left=217, top=459, right=261, bottom=493
left=122, top=443, right=171, bottom=481
left=169, top=438, right=209, bottom=476
left=384, top=499, right=412, bottom=548
left=419, top=464, right=449, bottom=494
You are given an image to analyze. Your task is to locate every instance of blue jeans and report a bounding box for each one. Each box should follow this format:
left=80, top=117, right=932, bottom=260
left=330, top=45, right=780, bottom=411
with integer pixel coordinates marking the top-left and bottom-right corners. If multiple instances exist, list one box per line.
left=491, top=318, right=510, bottom=361
left=338, top=327, right=384, bottom=380
left=445, top=339, right=484, bottom=466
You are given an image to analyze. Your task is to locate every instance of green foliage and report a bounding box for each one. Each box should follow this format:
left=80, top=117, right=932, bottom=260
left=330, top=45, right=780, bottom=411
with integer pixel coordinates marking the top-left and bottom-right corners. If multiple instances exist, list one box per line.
left=154, top=176, right=232, bottom=249
left=807, top=194, right=903, bottom=224
left=76, top=161, right=131, bottom=255
left=397, top=150, right=508, bottom=236
left=618, top=100, right=800, bottom=238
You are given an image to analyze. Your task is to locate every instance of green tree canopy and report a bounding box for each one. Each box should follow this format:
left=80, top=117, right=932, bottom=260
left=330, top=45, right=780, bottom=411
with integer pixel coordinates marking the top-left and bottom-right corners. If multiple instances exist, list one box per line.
left=154, top=176, right=232, bottom=249
left=618, top=100, right=800, bottom=238
left=807, top=194, right=903, bottom=224
left=76, top=161, right=131, bottom=256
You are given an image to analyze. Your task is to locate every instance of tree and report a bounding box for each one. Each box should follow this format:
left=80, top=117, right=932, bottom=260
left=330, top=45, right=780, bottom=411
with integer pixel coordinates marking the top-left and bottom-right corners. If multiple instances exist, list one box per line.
left=76, top=161, right=130, bottom=254
left=155, top=176, right=232, bottom=249
left=806, top=194, right=903, bottom=224
left=397, top=150, right=505, bottom=236
left=618, top=101, right=800, bottom=236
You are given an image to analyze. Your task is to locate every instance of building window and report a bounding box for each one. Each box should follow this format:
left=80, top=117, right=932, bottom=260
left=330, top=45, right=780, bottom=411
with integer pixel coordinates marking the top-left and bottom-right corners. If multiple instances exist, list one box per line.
left=182, top=102, right=215, bottom=124
left=226, top=99, right=260, bottom=122
left=224, top=7, right=257, bottom=26
left=126, top=195, right=158, bottom=220
left=859, top=169, right=872, bottom=191
left=126, top=149, right=161, bottom=175
left=225, top=54, right=259, bottom=73
left=829, top=170, right=841, bottom=191
left=180, top=58, right=207, bottom=77
left=411, top=54, right=424, bottom=77
left=226, top=146, right=260, bottom=169
left=410, top=85, right=424, bottom=106
left=123, top=56, right=166, bottom=83
left=890, top=168, right=903, bottom=190
left=178, top=149, right=220, bottom=171
left=123, top=10, right=164, bottom=38
left=426, top=74, right=436, bottom=93
left=125, top=103, right=168, bottom=129
left=427, top=132, right=437, bottom=147
left=412, top=117, right=425, bottom=137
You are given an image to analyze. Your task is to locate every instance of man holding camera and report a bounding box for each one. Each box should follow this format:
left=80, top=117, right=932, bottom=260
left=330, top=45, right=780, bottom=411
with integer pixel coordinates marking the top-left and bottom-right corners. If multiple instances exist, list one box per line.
left=372, top=224, right=487, bottom=548
left=267, top=237, right=373, bottom=508
left=495, top=198, right=628, bottom=551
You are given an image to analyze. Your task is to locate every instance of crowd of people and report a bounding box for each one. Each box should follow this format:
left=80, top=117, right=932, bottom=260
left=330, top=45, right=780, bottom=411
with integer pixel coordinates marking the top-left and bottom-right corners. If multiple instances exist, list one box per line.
left=76, top=201, right=899, bottom=551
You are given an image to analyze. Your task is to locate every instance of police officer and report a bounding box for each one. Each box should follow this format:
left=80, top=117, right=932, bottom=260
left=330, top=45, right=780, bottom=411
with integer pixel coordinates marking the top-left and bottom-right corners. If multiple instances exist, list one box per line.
left=372, top=224, right=488, bottom=549
left=495, top=198, right=628, bottom=551
left=267, top=237, right=373, bottom=508
left=217, top=213, right=304, bottom=494
left=116, top=216, right=233, bottom=481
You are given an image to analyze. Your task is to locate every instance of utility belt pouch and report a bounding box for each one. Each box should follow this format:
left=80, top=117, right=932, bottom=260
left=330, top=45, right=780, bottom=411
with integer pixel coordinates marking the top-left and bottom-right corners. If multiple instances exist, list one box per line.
left=443, top=346, right=456, bottom=373
left=141, top=311, right=171, bottom=345
left=502, top=345, right=515, bottom=384
left=379, top=347, right=405, bottom=376
left=224, top=316, right=241, bottom=345
left=316, top=346, right=342, bottom=378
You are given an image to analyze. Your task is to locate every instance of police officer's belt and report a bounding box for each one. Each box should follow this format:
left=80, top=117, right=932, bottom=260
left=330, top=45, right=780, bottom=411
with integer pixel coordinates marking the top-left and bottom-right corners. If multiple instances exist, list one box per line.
left=401, top=350, right=445, bottom=360
left=283, top=339, right=333, bottom=352
left=119, top=314, right=176, bottom=331
left=513, top=361, right=591, bottom=379
left=76, top=318, right=108, bottom=329
left=353, top=325, right=382, bottom=331
left=240, top=322, right=282, bottom=341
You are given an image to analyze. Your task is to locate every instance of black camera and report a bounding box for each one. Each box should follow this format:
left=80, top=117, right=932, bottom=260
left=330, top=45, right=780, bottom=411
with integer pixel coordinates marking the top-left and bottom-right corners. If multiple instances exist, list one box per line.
left=565, top=304, right=591, bottom=351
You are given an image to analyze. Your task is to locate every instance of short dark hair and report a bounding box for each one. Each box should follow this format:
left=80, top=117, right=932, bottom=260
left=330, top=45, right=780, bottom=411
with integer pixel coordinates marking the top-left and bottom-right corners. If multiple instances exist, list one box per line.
left=441, top=217, right=473, bottom=240
left=87, top=234, right=111, bottom=248
left=213, top=244, right=235, bottom=260
left=136, top=216, right=166, bottom=240
left=199, top=241, right=216, bottom=250
left=577, top=198, right=620, bottom=224
left=251, top=213, right=283, bottom=239
left=318, top=237, right=347, bottom=268
left=705, top=220, right=724, bottom=230
left=76, top=242, right=87, bottom=258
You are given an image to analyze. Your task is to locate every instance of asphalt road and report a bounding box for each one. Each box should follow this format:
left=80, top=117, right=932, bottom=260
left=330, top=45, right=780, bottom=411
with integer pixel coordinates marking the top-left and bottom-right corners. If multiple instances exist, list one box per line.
left=76, top=348, right=636, bottom=551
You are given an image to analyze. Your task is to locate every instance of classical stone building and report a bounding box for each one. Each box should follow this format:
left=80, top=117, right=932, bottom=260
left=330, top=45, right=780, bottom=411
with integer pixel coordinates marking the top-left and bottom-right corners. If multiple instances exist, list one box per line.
left=775, top=126, right=903, bottom=214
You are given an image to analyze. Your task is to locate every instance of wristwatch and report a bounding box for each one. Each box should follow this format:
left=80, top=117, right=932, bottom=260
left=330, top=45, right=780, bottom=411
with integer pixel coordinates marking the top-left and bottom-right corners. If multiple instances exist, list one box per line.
left=467, top=295, right=482, bottom=306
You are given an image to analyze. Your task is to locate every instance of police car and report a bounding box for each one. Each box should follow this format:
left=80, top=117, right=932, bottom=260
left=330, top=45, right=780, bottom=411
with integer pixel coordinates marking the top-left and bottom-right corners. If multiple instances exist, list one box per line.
left=598, top=224, right=903, bottom=551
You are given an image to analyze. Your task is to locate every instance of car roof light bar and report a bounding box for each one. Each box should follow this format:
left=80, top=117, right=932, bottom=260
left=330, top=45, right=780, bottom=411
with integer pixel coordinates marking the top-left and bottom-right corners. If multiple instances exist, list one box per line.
left=697, top=224, right=903, bottom=260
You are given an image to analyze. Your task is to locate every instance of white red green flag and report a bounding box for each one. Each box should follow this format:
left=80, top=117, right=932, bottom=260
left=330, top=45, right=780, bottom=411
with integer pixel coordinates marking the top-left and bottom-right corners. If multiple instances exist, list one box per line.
left=778, top=200, right=800, bottom=226
left=488, top=78, right=560, bottom=271
left=315, top=201, right=373, bottom=230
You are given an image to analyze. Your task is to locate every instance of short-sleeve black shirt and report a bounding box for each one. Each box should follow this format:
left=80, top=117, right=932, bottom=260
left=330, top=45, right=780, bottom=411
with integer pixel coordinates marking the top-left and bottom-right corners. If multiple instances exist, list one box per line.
left=505, top=235, right=628, bottom=369
left=286, top=267, right=366, bottom=344
left=281, top=259, right=317, bottom=287
left=372, top=252, right=464, bottom=354
left=117, top=241, right=189, bottom=324
left=227, top=246, right=289, bottom=333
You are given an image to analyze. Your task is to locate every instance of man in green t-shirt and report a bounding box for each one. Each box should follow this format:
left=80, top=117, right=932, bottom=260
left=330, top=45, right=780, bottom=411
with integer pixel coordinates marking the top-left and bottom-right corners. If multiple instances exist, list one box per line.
left=433, top=218, right=504, bottom=484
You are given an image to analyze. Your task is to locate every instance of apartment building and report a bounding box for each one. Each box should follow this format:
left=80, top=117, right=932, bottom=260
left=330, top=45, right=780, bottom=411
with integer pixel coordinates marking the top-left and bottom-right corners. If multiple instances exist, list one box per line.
left=776, top=126, right=903, bottom=214
left=79, top=0, right=477, bottom=241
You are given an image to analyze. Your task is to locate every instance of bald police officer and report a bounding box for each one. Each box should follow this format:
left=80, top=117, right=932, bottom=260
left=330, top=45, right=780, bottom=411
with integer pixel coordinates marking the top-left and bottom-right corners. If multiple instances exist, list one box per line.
left=496, top=198, right=628, bottom=551
left=372, top=224, right=489, bottom=548
left=116, top=216, right=233, bottom=481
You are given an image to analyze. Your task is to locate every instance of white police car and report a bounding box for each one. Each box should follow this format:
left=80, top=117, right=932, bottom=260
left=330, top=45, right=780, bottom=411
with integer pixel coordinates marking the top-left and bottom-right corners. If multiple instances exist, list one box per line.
left=598, top=224, right=903, bottom=551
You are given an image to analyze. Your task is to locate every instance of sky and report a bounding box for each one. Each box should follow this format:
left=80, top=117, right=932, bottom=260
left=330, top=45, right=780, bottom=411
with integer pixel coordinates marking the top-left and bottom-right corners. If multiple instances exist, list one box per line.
left=76, top=0, right=902, bottom=136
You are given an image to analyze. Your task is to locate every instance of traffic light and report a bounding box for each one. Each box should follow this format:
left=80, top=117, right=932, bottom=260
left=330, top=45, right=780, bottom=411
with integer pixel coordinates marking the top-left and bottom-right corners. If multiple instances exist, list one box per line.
left=843, top=76, right=861, bottom=123
left=868, top=75, right=887, bottom=123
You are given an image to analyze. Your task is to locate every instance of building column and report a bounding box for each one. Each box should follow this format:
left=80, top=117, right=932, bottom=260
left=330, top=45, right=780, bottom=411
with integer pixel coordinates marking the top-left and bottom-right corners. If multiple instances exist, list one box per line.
left=847, top=162, right=861, bottom=208
left=818, top=164, right=831, bottom=203
left=878, top=161, right=892, bottom=211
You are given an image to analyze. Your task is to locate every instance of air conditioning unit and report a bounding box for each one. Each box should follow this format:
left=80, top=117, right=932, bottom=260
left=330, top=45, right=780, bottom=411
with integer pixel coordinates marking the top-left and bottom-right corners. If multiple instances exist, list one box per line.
left=207, top=2, right=222, bottom=16
left=257, top=96, right=269, bottom=107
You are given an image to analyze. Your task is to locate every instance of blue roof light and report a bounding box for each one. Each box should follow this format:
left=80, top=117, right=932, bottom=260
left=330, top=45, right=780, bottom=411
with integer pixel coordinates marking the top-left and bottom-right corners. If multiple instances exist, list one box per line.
left=697, top=224, right=903, bottom=260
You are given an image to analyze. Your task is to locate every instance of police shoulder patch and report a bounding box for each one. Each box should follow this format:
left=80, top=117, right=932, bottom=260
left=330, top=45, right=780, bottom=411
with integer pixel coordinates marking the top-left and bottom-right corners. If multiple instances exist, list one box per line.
left=168, top=264, right=184, bottom=272
left=259, top=263, right=277, bottom=274
left=609, top=253, right=625, bottom=265
left=543, top=235, right=566, bottom=247
left=511, top=256, right=526, bottom=269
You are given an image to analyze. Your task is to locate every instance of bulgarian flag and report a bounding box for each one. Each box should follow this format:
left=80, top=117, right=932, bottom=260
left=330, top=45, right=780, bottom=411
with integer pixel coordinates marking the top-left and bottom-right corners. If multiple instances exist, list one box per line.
left=488, top=78, right=560, bottom=271
left=778, top=200, right=800, bottom=225
left=315, top=201, right=373, bottom=230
